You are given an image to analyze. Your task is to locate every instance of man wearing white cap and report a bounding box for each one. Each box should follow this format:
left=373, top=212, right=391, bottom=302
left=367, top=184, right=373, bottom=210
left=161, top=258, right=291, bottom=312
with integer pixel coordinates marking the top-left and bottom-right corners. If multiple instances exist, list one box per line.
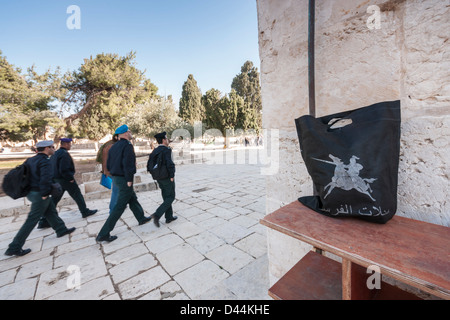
left=5, top=141, right=75, bottom=257
left=37, top=137, right=97, bottom=229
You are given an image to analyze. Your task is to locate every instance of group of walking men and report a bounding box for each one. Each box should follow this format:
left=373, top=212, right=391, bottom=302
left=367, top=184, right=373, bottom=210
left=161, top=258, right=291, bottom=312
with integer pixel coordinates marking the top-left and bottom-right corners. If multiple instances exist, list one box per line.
left=4, top=125, right=177, bottom=257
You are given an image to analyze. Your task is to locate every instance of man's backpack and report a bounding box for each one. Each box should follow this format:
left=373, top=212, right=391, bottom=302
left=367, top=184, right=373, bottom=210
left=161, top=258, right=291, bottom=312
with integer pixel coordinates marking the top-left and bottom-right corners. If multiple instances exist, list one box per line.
left=2, top=160, right=31, bottom=199
left=147, top=151, right=169, bottom=181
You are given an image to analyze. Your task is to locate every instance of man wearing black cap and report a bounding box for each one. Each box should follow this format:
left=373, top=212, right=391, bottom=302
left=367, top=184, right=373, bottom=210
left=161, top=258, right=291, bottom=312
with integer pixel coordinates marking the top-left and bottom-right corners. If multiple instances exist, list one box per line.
left=148, top=132, right=177, bottom=227
left=38, top=138, right=97, bottom=229
left=96, top=125, right=152, bottom=242
left=5, top=141, right=75, bottom=257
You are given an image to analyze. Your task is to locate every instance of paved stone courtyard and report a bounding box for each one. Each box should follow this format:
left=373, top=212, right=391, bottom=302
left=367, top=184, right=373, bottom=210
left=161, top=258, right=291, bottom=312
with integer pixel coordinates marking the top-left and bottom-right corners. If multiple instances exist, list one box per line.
left=0, top=158, right=270, bottom=300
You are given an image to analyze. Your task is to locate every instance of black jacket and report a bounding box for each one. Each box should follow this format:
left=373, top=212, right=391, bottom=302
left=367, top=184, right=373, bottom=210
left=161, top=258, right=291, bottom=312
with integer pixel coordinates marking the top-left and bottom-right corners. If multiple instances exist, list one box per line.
left=28, top=153, right=53, bottom=197
left=151, top=145, right=175, bottom=178
left=107, top=139, right=136, bottom=182
left=51, top=147, right=75, bottom=181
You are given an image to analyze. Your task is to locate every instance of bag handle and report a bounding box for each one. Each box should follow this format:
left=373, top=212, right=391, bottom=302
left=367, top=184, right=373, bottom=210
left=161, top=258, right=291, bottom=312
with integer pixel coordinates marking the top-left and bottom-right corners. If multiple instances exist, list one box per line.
left=327, top=118, right=353, bottom=130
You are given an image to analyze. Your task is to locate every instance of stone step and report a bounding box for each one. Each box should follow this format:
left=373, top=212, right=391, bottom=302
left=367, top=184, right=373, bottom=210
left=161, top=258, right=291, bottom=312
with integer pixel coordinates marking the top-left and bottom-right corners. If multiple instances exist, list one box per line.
left=82, top=170, right=152, bottom=184
left=0, top=181, right=159, bottom=218
left=82, top=171, right=103, bottom=183
left=83, top=154, right=205, bottom=184
left=83, top=175, right=144, bottom=194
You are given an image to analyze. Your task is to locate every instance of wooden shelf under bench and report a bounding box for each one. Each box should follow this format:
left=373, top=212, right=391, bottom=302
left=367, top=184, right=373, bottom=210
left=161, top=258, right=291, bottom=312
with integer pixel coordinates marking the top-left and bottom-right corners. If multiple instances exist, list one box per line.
left=261, top=201, right=450, bottom=300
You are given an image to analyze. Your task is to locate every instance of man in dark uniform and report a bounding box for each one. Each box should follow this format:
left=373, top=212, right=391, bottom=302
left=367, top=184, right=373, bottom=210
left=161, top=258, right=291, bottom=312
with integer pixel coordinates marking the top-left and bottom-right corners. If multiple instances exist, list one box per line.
left=38, top=138, right=97, bottom=228
left=5, top=141, right=75, bottom=257
left=96, top=125, right=152, bottom=242
left=150, top=132, right=177, bottom=227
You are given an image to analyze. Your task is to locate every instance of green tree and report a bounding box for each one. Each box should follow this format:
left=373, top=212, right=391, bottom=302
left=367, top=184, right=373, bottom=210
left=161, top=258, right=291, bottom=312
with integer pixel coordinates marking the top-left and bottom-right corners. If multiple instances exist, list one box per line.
left=125, top=96, right=180, bottom=139
left=202, top=88, right=222, bottom=130
left=203, top=89, right=243, bottom=136
left=0, top=51, right=64, bottom=143
left=231, top=61, right=262, bottom=112
left=62, top=51, right=158, bottom=140
left=219, top=90, right=242, bottom=133
left=231, top=61, right=262, bottom=132
left=179, top=74, right=204, bottom=125
left=202, top=88, right=259, bottom=136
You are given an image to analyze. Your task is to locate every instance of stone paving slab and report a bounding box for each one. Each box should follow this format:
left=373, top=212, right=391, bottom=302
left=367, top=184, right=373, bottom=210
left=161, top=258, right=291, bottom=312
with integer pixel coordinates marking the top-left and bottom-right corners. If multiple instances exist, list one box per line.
left=0, top=158, right=271, bottom=300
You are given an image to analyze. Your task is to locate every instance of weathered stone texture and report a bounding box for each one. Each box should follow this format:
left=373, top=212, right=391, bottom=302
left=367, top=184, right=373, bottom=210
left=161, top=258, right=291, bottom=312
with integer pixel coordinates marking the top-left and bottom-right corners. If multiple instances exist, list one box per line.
left=257, top=0, right=450, bottom=285
left=398, top=117, right=450, bottom=226
left=402, top=0, right=450, bottom=117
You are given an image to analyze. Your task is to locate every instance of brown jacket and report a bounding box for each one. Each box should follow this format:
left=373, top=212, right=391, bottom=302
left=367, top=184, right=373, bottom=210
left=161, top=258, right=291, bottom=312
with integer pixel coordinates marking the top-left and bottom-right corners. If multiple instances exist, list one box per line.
left=102, top=142, right=114, bottom=177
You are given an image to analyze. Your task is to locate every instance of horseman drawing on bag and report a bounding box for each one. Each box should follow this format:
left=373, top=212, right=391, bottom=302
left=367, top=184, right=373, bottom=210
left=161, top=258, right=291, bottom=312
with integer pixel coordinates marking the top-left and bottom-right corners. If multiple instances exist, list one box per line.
left=313, top=154, right=377, bottom=201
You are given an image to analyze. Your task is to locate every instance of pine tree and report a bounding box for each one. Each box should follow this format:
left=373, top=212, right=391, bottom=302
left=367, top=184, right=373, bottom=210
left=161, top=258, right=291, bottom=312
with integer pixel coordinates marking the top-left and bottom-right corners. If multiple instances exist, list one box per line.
left=63, top=51, right=158, bottom=140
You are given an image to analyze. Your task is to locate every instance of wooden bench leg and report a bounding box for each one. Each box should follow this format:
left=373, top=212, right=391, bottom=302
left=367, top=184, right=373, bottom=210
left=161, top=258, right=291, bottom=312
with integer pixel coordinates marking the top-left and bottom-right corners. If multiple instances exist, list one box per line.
left=342, top=259, right=376, bottom=300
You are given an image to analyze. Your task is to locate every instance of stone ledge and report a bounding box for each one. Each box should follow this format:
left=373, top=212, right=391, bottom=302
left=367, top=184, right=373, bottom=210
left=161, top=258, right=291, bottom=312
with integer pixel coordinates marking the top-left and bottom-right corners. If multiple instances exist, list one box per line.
left=0, top=181, right=158, bottom=218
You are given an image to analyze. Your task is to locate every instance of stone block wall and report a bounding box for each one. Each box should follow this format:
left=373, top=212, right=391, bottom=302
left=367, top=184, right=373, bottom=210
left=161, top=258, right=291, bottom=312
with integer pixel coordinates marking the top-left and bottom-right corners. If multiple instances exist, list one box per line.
left=256, top=0, right=450, bottom=284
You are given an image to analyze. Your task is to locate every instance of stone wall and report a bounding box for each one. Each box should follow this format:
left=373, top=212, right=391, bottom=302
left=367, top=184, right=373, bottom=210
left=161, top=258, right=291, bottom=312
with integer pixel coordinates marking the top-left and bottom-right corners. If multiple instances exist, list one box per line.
left=256, top=0, right=450, bottom=284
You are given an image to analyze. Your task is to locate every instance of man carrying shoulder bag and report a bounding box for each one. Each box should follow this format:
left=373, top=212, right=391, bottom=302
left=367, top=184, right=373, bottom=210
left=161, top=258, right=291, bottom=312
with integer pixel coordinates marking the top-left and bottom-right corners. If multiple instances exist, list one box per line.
left=5, top=141, right=75, bottom=257
left=147, top=132, right=177, bottom=227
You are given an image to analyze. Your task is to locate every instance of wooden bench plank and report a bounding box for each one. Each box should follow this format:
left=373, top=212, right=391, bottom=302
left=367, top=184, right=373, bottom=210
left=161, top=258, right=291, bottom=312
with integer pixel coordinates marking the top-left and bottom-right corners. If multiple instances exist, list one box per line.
left=261, top=201, right=450, bottom=299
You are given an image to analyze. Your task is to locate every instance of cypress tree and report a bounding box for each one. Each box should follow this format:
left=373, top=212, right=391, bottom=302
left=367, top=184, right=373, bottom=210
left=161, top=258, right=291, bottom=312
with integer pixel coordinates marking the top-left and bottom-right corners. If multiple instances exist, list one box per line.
left=179, top=74, right=204, bottom=125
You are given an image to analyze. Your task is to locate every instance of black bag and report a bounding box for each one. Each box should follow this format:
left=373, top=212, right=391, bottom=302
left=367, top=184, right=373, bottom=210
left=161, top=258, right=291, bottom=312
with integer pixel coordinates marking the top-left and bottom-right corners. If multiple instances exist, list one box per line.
left=295, top=100, right=401, bottom=224
left=2, top=159, right=31, bottom=200
left=51, top=183, right=64, bottom=199
left=147, top=151, right=169, bottom=181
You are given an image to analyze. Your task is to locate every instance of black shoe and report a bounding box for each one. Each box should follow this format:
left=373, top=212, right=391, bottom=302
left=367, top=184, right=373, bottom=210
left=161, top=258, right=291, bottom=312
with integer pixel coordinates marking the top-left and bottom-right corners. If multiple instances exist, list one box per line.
left=166, top=216, right=178, bottom=224
left=57, top=227, right=76, bottom=238
left=82, top=209, right=98, bottom=218
left=139, top=216, right=152, bottom=226
left=37, top=221, right=51, bottom=229
left=5, top=248, right=31, bottom=257
left=96, top=235, right=118, bottom=242
left=151, top=214, right=160, bottom=228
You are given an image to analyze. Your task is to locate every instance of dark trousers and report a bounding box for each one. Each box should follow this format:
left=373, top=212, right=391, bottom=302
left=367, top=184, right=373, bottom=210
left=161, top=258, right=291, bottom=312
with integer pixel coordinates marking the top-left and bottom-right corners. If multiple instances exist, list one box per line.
left=97, top=176, right=145, bottom=238
left=39, top=178, right=88, bottom=226
left=53, top=178, right=88, bottom=214
left=8, top=192, right=68, bottom=251
left=155, top=178, right=175, bottom=220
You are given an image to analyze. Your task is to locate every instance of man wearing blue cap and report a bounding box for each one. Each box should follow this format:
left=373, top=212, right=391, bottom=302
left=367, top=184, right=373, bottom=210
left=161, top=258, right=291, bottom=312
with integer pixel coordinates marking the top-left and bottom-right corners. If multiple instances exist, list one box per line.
left=5, top=141, right=75, bottom=256
left=38, top=138, right=97, bottom=229
left=96, top=125, right=151, bottom=242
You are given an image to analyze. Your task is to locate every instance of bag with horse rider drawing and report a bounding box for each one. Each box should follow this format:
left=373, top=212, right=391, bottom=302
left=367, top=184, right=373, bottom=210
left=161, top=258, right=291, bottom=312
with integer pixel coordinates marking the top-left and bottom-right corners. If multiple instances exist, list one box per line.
left=295, top=100, right=401, bottom=224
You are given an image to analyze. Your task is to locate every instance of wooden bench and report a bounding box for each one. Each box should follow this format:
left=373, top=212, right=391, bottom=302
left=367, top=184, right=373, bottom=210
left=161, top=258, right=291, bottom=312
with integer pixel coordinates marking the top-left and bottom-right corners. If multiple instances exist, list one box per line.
left=261, top=201, right=450, bottom=300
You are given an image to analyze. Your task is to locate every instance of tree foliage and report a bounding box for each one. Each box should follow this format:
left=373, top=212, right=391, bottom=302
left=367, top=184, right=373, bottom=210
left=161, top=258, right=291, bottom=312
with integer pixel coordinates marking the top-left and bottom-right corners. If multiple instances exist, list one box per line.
left=0, top=51, right=64, bottom=143
left=179, top=74, right=204, bottom=125
left=1, top=50, right=263, bottom=145
left=231, top=60, right=262, bottom=113
left=231, top=60, right=262, bottom=132
left=202, top=88, right=222, bottom=130
left=197, top=60, right=262, bottom=135
left=62, top=51, right=158, bottom=140
left=125, top=96, right=180, bottom=138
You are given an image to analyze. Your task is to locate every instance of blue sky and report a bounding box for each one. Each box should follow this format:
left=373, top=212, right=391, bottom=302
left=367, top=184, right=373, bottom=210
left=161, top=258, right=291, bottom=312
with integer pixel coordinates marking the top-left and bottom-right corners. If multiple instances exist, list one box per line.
left=0, top=0, right=260, bottom=107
